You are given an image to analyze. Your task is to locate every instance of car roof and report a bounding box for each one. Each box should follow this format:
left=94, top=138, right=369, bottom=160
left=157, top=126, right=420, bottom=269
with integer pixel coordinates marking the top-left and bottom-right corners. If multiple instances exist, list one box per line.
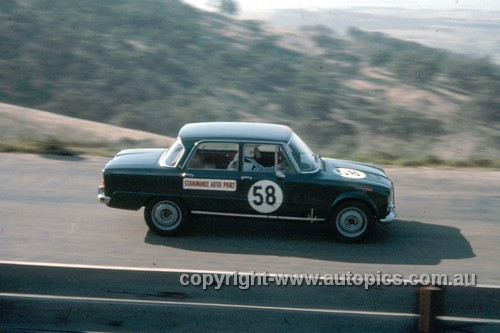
left=178, top=122, right=293, bottom=143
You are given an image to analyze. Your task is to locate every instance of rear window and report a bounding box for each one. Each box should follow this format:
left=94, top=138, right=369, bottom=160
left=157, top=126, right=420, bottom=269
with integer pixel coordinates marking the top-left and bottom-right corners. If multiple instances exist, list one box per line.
left=161, top=139, right=184, bottom=167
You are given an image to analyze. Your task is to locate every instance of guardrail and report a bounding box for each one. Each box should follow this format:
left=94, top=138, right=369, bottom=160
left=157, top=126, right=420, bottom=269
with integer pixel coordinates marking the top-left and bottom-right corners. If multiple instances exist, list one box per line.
left=0, top=262, right=499, bottom=332
left=417, top=285, right=500, bottom=332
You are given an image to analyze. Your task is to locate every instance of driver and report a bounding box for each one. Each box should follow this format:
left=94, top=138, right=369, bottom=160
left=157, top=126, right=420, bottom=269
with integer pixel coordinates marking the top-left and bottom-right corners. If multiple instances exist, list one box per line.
left=243, top=146, right=271, bottom=171
left=229, top=145, right=291, bottom=172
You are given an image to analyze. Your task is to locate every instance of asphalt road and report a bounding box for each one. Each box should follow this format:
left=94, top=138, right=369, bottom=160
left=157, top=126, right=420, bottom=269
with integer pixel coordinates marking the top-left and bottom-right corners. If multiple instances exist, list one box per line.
left=0, top=153, right=499, bottom=331
left=0, top=153, right=498, bottom=283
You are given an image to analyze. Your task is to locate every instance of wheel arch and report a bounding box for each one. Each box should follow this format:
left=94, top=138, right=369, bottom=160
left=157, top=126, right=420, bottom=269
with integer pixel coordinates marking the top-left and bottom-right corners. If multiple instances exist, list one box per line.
left=144, top=194, right=189, bottom=211
left=330, top=192, right=378, bottom=219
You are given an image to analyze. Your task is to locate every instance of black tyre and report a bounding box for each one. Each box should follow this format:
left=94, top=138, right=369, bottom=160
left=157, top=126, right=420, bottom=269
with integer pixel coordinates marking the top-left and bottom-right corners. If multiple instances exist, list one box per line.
left=144, top=198, right=189, bottom=236
left=329, top=201, right=375, bottom=243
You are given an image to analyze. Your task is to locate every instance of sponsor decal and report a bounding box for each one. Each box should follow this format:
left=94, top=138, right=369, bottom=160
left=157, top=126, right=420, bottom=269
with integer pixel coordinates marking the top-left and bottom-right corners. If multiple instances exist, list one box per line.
left=335, top=168, right=366, bottom=179
left=183, top=178, right=236, bottom=191
left=248, top=180, right=283, bottom=213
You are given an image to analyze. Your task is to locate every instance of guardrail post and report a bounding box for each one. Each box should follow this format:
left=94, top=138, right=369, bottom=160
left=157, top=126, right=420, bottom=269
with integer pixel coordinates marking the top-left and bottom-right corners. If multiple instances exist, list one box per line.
left=418, top=286, right=442, bottom=333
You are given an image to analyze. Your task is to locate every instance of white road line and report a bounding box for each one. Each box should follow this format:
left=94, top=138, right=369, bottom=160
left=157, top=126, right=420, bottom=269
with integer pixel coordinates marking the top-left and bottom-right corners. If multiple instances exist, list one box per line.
left=1, top=260, right=499, bottom=289
left=2, top=292, right=500, bottom=325
left=0, top=292, right=418, bottom=318
left=436, top=316, right=500, bottom=325
left=474, top=284, right=500, bottom=289
left=0, top=260, right=239, bottom=275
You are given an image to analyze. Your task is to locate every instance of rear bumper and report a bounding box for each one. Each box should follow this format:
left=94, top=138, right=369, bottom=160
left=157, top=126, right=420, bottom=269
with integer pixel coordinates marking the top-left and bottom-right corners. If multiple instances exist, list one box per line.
left=379, top=203, right=396, bottom=224
left=97, top=186, right=111, bottom=205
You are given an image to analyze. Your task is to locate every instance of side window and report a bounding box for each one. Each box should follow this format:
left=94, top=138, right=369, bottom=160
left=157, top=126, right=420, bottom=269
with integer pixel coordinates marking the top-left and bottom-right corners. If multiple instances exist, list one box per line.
left=187, top=142, right=238, bottom=170
left=242, top=144, right=294, bottom=173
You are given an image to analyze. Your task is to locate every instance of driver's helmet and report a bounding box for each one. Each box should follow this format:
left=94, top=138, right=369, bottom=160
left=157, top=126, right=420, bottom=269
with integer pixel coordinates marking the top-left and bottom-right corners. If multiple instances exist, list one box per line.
left=244, top=145, right=259, bottom=158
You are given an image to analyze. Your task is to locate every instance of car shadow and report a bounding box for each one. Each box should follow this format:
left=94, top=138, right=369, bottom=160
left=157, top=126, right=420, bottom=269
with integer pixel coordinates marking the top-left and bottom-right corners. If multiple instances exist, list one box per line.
left=144, top=218, right=475, bottom=265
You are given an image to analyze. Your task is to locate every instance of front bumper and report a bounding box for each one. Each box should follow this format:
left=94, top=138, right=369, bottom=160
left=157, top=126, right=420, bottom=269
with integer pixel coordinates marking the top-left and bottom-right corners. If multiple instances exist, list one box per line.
left=379, top=203, right=396, bottom=224
left=97, top=186, right=111, bottom=205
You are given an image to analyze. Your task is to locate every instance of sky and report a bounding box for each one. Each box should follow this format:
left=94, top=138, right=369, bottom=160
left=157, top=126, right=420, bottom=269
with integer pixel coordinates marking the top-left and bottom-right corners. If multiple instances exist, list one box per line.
left=183, top=0, right=500, bottom=12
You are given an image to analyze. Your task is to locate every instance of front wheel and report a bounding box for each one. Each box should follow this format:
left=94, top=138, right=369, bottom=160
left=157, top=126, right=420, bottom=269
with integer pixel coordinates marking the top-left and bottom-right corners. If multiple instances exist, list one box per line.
left=329, top=201, right=375, bottom=243
left=144, top=199, right=189, bottom=236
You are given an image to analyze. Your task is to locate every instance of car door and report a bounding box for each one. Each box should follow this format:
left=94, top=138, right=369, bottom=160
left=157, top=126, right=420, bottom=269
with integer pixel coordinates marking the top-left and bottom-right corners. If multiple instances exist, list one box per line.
left=238, top=142, right=328, bottom=222
left=237, top=143, right=296, bottom=218
left=180, top=141, right=241, bottom=214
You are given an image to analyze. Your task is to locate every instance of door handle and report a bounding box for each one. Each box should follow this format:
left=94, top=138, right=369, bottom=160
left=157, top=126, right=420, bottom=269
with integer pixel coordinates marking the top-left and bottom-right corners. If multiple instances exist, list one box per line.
left=182, top=173, right=194, bottom=177
left=240, top=176, right=252, bottom=180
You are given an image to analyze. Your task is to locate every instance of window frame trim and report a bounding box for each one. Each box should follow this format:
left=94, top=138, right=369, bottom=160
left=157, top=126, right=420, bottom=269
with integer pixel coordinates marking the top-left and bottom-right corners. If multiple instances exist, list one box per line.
left=180, top=139, right=299, bottom=174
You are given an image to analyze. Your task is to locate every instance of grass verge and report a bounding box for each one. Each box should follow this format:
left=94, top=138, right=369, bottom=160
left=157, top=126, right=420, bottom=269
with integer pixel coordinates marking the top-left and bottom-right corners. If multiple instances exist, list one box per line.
left=1, top=139, right=498, bottom=168
left=0, top=138, right=143, bottom=157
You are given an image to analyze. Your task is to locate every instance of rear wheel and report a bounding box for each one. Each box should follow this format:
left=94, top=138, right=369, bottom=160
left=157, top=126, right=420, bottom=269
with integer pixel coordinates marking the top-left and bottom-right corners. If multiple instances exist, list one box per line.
left=144, top=198, right=188, bottom=236
left=329, top=201, right=375, bottom=242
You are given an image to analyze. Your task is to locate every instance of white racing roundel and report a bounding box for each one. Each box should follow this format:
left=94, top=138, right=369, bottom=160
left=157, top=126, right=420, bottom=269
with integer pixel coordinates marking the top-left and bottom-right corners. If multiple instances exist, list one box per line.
left=248, top=180, right=283, bottom=213
left=335, top=168, right=366, bottom=179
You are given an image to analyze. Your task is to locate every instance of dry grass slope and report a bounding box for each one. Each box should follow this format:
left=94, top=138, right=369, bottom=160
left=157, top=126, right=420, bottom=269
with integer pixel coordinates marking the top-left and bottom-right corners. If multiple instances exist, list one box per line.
left=0, top=103, right=175, bottom=156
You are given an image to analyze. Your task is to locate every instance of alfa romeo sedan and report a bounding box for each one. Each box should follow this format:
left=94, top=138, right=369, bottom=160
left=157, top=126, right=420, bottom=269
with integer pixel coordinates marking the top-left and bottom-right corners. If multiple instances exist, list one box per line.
left=98, top=122, right=396, bottom=242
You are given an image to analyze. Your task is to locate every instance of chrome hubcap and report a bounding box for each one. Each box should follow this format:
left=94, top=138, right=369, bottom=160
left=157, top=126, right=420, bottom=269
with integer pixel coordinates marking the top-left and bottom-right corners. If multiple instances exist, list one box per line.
left=336, top=207, right=367, bottom=238
left=152, top=201, right=181, bottom=231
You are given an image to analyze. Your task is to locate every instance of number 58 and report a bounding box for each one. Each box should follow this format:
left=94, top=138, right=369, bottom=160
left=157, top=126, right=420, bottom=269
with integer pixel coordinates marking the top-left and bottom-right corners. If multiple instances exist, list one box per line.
left=252, top=185, right=276, bottom=206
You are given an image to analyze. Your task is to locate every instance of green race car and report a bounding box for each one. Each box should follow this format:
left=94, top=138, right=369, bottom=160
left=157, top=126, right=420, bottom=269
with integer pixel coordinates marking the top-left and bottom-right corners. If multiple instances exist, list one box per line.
left=98, top=122, right=396, bottom=242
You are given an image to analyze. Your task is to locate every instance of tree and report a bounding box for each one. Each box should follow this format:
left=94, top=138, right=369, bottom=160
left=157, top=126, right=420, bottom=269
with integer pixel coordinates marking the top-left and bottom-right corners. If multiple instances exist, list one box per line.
left=218, top=0, right=238, bottom=15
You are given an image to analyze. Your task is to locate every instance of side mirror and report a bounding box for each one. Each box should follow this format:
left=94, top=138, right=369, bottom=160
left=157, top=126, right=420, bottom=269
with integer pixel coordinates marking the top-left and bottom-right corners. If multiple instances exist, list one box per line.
left=276, top=170, right=286, bottom=180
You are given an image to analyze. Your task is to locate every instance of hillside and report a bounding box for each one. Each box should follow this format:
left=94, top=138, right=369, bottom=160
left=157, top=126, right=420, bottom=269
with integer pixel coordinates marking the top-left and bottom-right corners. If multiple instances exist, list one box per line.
left=0, top=0, right=498, bottom=163
left=0, top=103, right=174, bottom=155
left=259, top=8, right=500, bottom=64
